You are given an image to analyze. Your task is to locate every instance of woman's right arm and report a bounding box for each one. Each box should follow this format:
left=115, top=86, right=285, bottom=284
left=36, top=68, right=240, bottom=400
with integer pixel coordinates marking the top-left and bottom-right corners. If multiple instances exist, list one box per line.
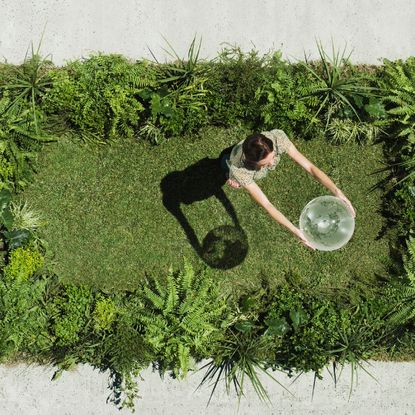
left=243, top=182, right=315, bottom=250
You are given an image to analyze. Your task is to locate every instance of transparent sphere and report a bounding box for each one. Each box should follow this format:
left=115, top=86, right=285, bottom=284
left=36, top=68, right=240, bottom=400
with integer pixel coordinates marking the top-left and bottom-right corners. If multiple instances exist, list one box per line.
left=299, top=196, right=355, bottom=251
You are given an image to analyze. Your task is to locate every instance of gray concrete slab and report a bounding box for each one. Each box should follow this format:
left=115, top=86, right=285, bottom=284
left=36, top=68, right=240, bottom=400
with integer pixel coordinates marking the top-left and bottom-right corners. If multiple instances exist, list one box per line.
left=1, top=0, right=415, bottom=65
left=0, top=360, right=414, bottom=414
left=1, top=2, right=415, bottom=414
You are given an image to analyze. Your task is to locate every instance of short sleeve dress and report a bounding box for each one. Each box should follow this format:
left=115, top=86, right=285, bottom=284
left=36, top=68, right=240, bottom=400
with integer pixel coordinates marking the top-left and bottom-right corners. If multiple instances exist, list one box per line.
left=226, top=129, right=294, bottom=187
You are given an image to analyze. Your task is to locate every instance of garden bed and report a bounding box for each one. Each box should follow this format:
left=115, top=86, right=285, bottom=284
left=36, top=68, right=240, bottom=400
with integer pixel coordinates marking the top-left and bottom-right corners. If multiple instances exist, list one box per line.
left=0, top=39, right=414, bottom=411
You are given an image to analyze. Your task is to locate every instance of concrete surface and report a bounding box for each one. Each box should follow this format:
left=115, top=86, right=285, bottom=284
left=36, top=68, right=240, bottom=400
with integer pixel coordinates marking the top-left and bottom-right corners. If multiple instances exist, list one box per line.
left=0, top=360, right=414, bottom=414
left=1, top=2, right=415, bottom=414
left=1, top=0, right=415, bottom=66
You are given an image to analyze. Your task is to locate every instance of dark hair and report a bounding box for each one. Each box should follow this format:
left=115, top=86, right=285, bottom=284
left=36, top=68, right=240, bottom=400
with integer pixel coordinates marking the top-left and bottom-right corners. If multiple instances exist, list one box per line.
left=242, top=133, right=274, bottom=170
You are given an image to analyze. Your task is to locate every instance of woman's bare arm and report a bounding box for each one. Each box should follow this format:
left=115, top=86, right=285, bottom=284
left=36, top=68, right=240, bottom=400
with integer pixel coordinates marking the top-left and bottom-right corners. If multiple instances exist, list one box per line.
left=243, top=182, right=299, bottom=236
left=286, top=142, right=355, bottom=218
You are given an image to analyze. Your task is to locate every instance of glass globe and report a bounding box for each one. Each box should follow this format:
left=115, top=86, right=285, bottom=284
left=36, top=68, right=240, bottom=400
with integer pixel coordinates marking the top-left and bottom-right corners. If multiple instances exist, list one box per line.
left=299, top=195, right=355, bottom=251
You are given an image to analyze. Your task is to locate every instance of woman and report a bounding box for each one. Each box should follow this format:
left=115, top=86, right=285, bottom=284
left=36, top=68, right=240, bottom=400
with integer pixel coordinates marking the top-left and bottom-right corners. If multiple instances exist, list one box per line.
left=219, top=129, right=356, bottom=251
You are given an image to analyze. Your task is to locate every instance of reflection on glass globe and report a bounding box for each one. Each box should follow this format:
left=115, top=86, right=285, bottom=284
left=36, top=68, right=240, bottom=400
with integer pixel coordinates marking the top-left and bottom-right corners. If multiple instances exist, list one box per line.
left=299, top=196, right=355, bottom=251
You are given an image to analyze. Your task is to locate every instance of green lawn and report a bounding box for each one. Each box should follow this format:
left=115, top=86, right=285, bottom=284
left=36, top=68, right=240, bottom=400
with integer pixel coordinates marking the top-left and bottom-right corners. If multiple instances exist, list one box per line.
left=19, top=125, right=394, bottom=297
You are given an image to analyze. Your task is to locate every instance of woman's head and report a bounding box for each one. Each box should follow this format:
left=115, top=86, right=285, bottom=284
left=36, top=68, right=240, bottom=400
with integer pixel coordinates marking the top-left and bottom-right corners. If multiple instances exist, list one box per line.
left=242, top=133, right=275, bottom=170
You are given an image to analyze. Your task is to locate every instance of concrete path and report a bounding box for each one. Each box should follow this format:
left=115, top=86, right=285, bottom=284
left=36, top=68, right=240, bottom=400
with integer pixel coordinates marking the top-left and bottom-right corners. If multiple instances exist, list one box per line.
left=0, top=360, right=414, bottom=414
left=2, top=0, right=415, bottom=65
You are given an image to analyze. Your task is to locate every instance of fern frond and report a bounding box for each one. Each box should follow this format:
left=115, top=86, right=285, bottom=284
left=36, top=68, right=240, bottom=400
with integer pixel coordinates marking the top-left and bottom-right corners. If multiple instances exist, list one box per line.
left=179, top=256, right=195, bottom=296
left=164, top=271, right=179, bottom=315
left=142, top=285, right=164, bottom=310
left=153, top=275, right=167, bottom=300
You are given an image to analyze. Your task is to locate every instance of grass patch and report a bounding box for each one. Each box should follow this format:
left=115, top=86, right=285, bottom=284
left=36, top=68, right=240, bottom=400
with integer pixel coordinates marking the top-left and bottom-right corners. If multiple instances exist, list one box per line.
left=20, top=125, right=394, bottom=296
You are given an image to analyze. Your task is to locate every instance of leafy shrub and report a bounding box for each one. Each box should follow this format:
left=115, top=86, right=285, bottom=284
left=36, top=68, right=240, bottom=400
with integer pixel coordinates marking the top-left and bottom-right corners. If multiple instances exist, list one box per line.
left=264, top=286, right=342, bottom=374
left=41, top=54, right=157, bottom=143
left=4, top=246, right=44, bottom=281
left=52, top=284, right=94, bottom=347
left=9, top=199, right=43, bottom=231
left=0, top=45, right=54, bottom=134
left=93, top=295, right=117, bottom=332
left=139, top=36, right=211, bottom=141
left=203, top=45, right=272, bottom=129
left=199, top=284, right=340, bottom=403
left=393, top=176, right=415, bottom=236
left=255, top=53, right=323, bottom=138
left=198, top=329, right=286, bottom=406
left=326, top=297, right=397, bottom=398
left=0, top=275, right=52, bottom=361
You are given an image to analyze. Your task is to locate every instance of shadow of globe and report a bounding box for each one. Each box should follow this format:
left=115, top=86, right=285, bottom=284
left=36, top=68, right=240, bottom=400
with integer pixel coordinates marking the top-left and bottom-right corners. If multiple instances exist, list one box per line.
left=201, top=225, right=248, bottom=269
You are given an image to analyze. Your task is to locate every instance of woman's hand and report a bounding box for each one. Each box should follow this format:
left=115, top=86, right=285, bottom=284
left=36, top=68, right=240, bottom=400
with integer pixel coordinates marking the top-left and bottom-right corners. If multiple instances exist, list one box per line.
left=334, top=189, right=356, bottom=218
left=294, top=229, right=316, bottom=251
left=227, top=178, right=241, bottom=189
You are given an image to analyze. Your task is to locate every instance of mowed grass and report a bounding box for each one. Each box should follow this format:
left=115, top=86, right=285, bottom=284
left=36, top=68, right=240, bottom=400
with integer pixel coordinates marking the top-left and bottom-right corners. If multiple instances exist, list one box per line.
left=20, top=125, right=395, bottom=297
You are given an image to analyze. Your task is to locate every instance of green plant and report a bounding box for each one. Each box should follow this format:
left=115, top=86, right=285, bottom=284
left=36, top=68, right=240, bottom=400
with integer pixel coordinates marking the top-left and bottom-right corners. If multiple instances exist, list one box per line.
left=326, top=117, right=382, bottom=145
left=135, top=257, right=229, bottom=379
left=0, top=189, right=36, bottom=256
left=4, top=246, right=44, bottom=281
left=0, top=274, right=52, bottom=361
left=0, top=36, right=54, bottom=134
left=300, top=40, right=380, bottom=131
left=148, top=34, right=204, bottom=88
left=327, top=300, right=392, bottom=400
left=0, top=39, right=58, bottom=192
left=0, top=94, right=55, bottom=191
left=52, top=284, right=94, bottom=347
left=42, top=54, right=156, bottom=143
left=142, top=35, right=210, bottom=138
left=9, top=199, right=43, bottom=231
left=204, top=45, right=273, bottom=129
left=93, top=295, right=117, bottom=332
left=197, top=284, right=339, bottom=407
left=198, top=330, right=293, bottom=407
left=383, top=236, right=415, bottom=327
left=254, top=51, right=323, bottom=138
left=266, top=291, right=341, bottom=375
left=380, top=57, right=415, bottom=149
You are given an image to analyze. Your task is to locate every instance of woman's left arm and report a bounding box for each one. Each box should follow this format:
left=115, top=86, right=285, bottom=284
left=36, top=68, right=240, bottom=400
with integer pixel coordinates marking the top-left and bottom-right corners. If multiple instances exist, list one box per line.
left=287, top=145, right=356, bottom=218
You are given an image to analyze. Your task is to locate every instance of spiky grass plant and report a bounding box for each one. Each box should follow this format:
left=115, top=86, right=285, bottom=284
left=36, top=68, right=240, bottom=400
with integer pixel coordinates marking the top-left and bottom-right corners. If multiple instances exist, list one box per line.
left=300, top=39, right=380, bottom=131
left=327, top=117, right=382, bottom=145
left=197, top=329, right=294, bottom=408
left=0, top=31, right=53, bottom=135
left=9, top=199, right=43, bottom=231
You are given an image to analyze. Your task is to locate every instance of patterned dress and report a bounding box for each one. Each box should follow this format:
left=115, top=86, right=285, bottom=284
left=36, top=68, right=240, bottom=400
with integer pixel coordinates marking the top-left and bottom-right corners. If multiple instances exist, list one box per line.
left=226, top=129, right=294, bottom=187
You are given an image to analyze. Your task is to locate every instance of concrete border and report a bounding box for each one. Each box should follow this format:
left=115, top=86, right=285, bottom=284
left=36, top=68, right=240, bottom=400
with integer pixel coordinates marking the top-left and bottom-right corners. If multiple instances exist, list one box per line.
left=1, top=1, right=415, bottom=66
left=0, top=360, right=414, bottom=414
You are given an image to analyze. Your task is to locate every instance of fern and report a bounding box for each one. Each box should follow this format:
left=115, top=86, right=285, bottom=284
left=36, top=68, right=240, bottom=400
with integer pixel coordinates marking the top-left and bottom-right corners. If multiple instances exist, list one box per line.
left=142, top=285, right=164, bottom=311
left=385, top=236, right=415, bottom=326
left=381, top=57, right=415, bottom=149
left=135, top=257, right=230, bottom=379
left=164, top=270, right=179, bottom=315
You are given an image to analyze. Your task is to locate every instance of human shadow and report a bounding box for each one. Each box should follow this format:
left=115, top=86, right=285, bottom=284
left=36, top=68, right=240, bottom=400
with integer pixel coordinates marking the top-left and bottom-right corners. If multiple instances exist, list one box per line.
left=160, top=146, right=249, bottom=269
